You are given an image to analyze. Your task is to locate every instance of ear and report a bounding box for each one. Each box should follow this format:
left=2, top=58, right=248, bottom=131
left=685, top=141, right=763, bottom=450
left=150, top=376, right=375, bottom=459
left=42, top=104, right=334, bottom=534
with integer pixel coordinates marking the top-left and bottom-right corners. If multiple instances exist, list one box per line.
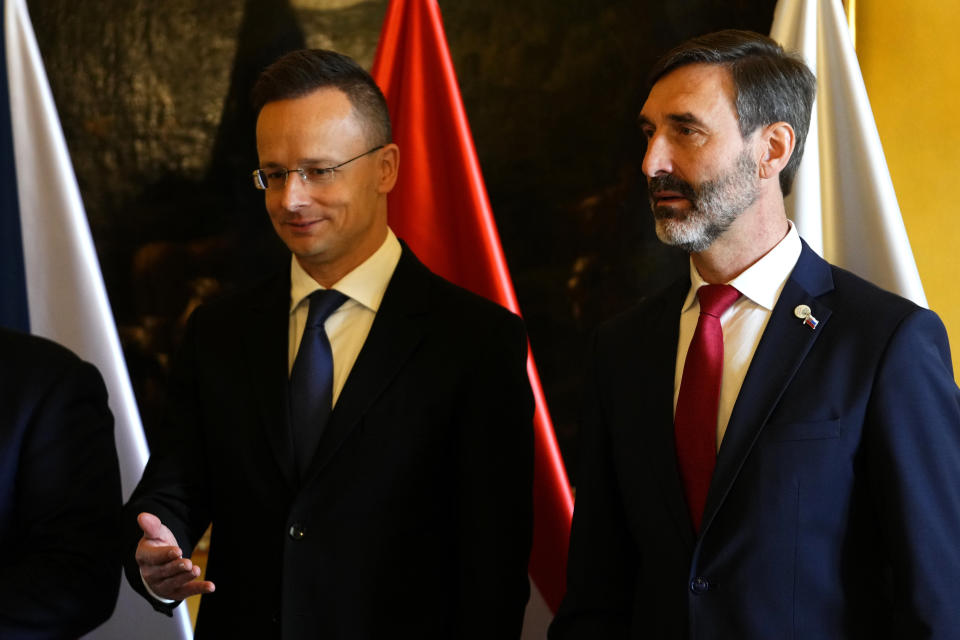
left=757, top=121, right=796, bottom=181
left=376, top=143, right=400, bottom=194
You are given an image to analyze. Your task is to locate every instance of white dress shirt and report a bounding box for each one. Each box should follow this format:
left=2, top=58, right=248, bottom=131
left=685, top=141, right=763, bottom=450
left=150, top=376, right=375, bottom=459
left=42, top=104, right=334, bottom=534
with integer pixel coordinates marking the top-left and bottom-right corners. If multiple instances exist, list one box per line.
left=673, top=221, right=802, bottom=449
left=288, top=228, right=402, bottom=406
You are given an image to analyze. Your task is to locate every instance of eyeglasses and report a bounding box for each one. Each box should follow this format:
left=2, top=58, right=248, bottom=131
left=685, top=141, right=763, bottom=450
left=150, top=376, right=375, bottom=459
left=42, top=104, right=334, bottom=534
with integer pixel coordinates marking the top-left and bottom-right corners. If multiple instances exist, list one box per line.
left=251, top=145, right=384, bottom=190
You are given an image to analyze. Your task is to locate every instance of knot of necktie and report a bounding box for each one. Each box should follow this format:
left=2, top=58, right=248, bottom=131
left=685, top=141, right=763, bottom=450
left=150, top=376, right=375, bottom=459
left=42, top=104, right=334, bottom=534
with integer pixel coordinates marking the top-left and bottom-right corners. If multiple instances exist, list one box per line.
left=697, top=284, right=740, bottom=319
left=304, top=289, right=348, bottom=329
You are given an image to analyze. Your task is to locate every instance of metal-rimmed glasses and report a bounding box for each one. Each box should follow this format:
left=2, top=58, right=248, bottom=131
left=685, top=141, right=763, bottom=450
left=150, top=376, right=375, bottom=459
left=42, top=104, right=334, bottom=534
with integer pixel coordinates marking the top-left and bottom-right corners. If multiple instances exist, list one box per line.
left=251, top=145, right=384, bottom=190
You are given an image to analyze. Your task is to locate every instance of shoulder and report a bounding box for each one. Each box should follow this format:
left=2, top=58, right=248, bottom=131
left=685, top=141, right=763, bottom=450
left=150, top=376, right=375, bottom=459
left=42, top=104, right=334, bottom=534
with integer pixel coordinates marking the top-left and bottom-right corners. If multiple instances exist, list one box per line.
left=820, top=263, right=938, bottom=349
left=391, top=247, right=524, bottom=330
left=0, top=328, right=83, bottom=369
left=791, top=253, right=954, bottom=383
left=0, top=328, right=101, bottom=394
left=597, top=277, right=688, bottom=340
left=185, top=267, right=288, bottom=326
left=826, top=263, right=920, bottom=318
left=0, top=330, right=108, bottom=444
left=792, top=240, right=922, bottom=330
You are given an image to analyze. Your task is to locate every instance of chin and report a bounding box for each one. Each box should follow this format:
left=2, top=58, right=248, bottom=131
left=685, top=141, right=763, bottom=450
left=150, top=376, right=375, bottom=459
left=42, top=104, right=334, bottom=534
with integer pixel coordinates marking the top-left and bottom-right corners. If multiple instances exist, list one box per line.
left=285, top=238, right=331, bottom=260
left=655, top=219, right=712, bottom=253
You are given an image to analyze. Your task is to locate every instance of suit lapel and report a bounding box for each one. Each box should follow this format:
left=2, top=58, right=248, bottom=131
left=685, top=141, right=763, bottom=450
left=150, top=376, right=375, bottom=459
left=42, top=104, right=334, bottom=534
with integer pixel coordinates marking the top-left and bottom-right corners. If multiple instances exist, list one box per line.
left=700, top=243, right=834, bottom=534
left=240, top=272, right=299, bottom=493
left=301, top=248, right=431, bottom=484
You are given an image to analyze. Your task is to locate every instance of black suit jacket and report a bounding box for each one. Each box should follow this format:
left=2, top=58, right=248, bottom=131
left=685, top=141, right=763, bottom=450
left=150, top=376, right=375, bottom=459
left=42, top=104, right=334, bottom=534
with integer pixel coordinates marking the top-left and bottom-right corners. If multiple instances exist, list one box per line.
left=0, top=329, right=122, bottom=639
left=550, top=243, right=960, bottom=639
left=123, top=247, right=534, bottom=639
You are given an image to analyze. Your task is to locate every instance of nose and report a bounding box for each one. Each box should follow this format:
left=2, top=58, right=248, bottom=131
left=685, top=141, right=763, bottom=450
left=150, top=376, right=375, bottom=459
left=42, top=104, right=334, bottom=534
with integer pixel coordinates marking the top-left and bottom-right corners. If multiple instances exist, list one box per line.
left=642, top=133, right=673, bottom=179
left=278, top=171, right=310, bottom=211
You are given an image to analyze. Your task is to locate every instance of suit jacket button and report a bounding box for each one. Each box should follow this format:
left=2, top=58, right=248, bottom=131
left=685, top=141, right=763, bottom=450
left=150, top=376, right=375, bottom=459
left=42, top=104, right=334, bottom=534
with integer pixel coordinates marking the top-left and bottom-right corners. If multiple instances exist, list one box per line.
left=690, top=576, right=710, bottom=594
left=288, top=523, right=306, bottom=540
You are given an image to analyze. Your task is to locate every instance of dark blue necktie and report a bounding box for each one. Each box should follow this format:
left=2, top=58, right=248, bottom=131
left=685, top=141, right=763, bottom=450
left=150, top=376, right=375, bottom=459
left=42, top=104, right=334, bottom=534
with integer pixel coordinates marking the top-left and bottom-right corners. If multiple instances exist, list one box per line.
left=289, top=289, right=347, bottom=478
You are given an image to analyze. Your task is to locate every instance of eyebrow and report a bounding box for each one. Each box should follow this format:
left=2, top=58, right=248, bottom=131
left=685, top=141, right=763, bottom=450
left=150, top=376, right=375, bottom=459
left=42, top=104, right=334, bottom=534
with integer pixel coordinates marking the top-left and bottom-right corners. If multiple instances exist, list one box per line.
left=637, top=112, right=708, bottom=130
left=260, top=157, right=336, bottom=168
left=668, top=112, right=707, bottom=128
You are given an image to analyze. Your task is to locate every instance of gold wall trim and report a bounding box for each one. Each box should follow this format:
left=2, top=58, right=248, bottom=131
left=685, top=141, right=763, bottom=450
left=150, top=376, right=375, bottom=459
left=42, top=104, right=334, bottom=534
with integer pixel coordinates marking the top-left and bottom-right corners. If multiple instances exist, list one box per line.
left=845, top=0, right=857, bottom=46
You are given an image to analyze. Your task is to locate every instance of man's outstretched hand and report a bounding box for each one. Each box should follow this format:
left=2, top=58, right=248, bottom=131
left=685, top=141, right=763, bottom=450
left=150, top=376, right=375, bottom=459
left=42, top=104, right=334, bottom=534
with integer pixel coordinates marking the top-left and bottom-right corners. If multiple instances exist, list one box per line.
left=135, top=512, right=215, bottom=601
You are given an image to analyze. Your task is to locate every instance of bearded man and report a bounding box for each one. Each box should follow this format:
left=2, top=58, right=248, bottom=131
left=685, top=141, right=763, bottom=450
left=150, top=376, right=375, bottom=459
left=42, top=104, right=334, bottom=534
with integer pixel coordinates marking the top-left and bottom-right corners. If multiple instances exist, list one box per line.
left=549, top=30, right=960, bottom=640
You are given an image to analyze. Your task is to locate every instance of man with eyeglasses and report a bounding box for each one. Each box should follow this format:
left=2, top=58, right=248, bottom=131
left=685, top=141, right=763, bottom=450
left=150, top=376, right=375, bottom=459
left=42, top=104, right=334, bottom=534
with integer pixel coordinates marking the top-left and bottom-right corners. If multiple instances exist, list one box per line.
left=122, top=49, right=534, bottom=639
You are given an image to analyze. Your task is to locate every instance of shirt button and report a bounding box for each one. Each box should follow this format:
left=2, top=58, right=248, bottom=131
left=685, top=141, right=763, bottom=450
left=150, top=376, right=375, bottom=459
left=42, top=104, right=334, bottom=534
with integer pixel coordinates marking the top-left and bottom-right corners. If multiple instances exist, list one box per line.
left=690, top=576, right=710, bottom=594
left=288, top=523, right=306, bottom=540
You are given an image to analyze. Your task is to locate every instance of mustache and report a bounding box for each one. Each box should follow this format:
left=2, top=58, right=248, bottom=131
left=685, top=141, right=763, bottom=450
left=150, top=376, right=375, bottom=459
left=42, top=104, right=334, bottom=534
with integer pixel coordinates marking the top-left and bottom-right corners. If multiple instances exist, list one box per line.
left=648, top=174, right=697, bottom=200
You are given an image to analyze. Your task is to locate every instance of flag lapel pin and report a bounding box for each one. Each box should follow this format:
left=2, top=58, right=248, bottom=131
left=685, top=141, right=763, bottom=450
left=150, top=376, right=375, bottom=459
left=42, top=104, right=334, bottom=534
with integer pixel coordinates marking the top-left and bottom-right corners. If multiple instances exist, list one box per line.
left=794, top=304, right=819, bottom=330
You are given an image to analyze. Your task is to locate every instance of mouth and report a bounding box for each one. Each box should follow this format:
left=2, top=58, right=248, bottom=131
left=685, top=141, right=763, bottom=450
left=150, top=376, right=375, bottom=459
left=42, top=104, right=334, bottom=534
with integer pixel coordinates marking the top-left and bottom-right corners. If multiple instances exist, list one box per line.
left=284, top=217, right=329, bottom=231
left=652, top=190, right=690, bottom=206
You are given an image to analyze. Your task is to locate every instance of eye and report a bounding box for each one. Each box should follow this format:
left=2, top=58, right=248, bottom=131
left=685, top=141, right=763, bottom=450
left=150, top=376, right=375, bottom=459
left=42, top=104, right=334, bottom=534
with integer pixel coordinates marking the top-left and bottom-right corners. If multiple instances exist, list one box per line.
left=264, top=169, right=287, bottom=180
left=303, top=167, right=335, bottom=181
left=678, top=126, right=696, bottom=136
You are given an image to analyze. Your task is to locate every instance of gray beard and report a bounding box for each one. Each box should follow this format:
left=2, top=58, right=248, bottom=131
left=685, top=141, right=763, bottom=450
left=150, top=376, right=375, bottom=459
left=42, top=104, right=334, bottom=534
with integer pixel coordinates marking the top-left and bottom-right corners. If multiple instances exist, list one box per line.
left=650, top=150, right=760, bottom=253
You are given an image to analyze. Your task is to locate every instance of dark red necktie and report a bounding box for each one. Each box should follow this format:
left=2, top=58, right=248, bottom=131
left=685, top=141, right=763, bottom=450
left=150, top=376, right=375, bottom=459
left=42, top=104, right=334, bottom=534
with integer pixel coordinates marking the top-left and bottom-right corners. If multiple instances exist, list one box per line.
left=674, top=284, right=740, bottom=532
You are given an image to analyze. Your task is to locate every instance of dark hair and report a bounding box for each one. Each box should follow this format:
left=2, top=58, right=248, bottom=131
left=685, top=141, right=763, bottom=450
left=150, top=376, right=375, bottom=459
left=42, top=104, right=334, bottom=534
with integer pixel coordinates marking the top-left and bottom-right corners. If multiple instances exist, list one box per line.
left=648, top=30, right=816, bottom=196
left=252, top=49, right=392, bottom=146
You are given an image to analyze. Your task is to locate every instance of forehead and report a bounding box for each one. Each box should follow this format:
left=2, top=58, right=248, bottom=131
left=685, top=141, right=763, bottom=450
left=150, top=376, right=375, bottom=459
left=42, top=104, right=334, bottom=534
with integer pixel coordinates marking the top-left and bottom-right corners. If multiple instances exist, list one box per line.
left=640, top=63, right=738, bottom=127
left=255, top=88, right=364, bottom=158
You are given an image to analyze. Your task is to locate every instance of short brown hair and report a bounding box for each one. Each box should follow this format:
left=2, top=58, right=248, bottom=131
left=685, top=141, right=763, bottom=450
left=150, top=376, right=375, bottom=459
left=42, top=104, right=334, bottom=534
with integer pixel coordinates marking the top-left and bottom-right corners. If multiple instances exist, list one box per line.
left=252, top=49, right=392, bottom=147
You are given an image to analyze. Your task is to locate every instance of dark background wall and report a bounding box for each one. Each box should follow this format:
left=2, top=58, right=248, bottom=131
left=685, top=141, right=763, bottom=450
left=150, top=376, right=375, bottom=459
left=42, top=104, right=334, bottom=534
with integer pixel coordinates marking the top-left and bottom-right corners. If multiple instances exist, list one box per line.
left=27, top=0, right=776, bottom=478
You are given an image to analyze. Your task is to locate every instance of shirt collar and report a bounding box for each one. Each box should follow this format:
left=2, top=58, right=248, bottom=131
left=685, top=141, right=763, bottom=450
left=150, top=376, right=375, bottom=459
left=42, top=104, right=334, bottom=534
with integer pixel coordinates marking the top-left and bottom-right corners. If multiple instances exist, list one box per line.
left=682, top=220, right=802, bottom=312
left=289, top=228, right=402, bottom=314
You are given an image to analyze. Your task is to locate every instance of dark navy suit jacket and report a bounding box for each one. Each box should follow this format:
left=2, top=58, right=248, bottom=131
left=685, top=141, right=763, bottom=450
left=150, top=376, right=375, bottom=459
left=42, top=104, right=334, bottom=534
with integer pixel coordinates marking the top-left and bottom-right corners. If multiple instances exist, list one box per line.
left=123, top=247, right=534, bottom=639
left=551, top=242, right=960, bottom=639
left=0, top=329, right=121, bottom=639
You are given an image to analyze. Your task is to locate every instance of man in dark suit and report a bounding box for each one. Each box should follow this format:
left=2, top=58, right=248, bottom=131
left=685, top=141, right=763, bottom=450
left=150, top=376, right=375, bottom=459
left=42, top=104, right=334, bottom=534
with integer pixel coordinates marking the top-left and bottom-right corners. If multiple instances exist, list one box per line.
left=550, top=30, right=960, bottom=639
left=123, top=49, right=533, bottom=639
left=0, top=328, right=122, bottom=638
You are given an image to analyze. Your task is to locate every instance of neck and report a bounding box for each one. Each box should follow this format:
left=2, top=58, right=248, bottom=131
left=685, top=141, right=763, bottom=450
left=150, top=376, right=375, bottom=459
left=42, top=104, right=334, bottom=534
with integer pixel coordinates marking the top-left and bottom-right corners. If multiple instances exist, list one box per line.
left=691, top=198, right=790, bottom=284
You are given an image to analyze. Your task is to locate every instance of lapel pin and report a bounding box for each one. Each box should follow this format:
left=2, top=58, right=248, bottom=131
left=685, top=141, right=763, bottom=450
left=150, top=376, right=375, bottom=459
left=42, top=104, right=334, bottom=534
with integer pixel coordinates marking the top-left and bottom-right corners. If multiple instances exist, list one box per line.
left=794, top=304, right=819, bottom=330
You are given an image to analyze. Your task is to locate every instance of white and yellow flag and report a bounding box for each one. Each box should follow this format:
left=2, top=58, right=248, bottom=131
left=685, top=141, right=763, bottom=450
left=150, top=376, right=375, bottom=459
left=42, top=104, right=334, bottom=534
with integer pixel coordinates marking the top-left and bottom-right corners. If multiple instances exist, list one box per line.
left=771, top=0, right=926, bottom=306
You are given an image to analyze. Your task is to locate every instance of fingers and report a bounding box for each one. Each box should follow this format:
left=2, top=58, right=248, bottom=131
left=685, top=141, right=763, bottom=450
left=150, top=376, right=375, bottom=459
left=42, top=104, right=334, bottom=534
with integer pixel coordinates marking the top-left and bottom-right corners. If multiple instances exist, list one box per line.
left=155, top=577, right=215, bottom=601
left=143, top=555, right=196, bottom=582
left=142, top=556, right=216, bottom=600
left=136, top=540, right=181, bottom=568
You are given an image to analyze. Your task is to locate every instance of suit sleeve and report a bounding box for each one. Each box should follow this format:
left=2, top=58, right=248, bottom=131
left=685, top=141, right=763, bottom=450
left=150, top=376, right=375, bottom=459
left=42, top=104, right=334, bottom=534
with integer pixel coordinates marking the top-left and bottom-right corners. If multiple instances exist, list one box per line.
left=0, top=358, right=122, bottom=637
left=867, top=307, right=960, bottom=637
left=122, top=309, right=213, bottom=613
left=455, top=311, right=534, bottom=639
left=549, top=328, right=637, bottom=639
